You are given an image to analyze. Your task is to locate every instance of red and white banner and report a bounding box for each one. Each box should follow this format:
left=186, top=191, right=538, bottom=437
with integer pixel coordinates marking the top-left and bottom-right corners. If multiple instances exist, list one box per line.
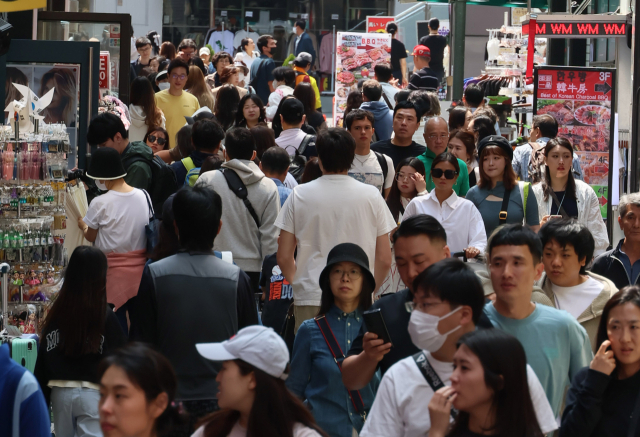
left=99, top=51, right=111, bottom=90
left=366, top=16, right=395, bottom=33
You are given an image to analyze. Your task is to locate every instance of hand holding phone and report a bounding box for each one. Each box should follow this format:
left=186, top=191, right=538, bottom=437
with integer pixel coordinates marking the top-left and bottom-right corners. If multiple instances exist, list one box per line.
left=363, top=309, right=393, bottom=345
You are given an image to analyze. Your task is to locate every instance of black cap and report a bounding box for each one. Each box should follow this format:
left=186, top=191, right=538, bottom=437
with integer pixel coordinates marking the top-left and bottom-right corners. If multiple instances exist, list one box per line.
left=319, top=243, right=376, bottom=292
left=185, top=111, right=218, bottom=125
left=280, top=98, right=305, bottom=121
left=87, top=147, right=127, bottom=180
left=477, top=135, right=513, bottom=161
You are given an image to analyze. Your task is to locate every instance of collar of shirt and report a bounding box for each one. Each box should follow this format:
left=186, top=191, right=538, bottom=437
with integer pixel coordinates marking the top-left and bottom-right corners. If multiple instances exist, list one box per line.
left=426, top=188, right=459, bottom=209
left=270, top=177, right=284, bottom=187
left=424, top=147, right=437, bottom=159
left=537, top=137, right=551, bottom=144
left=276, top=128, right=306, bottom=144
left=327, top=304, right=362, bottom=321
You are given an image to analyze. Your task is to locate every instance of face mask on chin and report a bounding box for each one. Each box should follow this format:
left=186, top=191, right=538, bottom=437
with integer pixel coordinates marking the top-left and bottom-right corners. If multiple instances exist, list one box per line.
left=158, top=82, right=170, bottom=91
left=408, top=306, right=462, bottom=352
left=95, top=180, right=108, bottom=191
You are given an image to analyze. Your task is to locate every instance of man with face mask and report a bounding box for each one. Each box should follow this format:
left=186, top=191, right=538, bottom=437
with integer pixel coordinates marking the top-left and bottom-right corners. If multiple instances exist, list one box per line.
left=359, top=258, right=558, bottom=437
left=250, top=35, right=277, bottom=104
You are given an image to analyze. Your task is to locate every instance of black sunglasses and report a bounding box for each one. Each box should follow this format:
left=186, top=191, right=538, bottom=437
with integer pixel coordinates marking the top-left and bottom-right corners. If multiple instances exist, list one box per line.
left=431, top=168, right=458, bottom=179
left=148, top=135, right=166, bottom=146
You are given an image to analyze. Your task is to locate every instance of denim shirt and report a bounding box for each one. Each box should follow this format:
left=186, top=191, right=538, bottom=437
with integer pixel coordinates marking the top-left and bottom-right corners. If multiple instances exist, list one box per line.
left=286, top=305, right=380, bottom=437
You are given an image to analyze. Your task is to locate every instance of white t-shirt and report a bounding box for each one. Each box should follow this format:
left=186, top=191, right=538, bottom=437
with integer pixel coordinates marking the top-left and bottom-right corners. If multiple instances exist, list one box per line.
left=83, top=189, right=149, bottom=254
left=284, top=172, right=299, bottom=189
left=360, top=351, right=558, bottom=437
left=551, top=277, right=604, bottom=319
left=349, top=151, right=395, bottom=194
left=275, top=175, right=397, bottom=306
left=402, top=190, right=487, bottom=253
left=192, top=422, right=322, bottom=437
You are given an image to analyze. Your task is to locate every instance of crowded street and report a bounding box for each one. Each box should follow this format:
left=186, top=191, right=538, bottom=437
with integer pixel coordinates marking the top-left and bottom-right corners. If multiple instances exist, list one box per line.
left=0, top=0, right=638, bottom=436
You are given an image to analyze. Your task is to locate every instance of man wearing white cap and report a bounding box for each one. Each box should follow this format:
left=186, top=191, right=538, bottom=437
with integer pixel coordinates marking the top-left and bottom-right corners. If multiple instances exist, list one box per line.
left=194, top=326, right=325, bottom=437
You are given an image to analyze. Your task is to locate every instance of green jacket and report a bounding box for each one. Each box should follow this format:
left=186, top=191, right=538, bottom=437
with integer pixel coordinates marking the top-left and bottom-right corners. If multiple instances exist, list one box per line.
left=417, top=147, right=470, bottom=196
left=121, top=141, right=153, bottom=192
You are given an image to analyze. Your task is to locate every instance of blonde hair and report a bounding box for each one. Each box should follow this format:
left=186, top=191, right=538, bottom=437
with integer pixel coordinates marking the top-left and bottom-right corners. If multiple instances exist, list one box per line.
left=40, top=68, right=77, bottom=126
left=185, top=65, right=215, bottom=110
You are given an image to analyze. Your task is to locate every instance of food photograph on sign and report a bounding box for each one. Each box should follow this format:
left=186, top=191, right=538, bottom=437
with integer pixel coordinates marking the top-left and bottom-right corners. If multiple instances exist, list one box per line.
left=334, top=32, right=392, bottom=127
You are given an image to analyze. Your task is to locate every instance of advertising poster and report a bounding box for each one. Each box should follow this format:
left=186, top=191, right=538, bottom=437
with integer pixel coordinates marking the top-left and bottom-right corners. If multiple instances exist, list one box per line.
left=366, top=16, right=395, bottom=33
left=534, top=66, right=615, bottom=219
left=334, top=32, right=392, bottom=127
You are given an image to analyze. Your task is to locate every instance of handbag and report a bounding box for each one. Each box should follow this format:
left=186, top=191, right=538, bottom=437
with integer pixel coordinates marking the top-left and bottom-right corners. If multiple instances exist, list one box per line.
left=315, top=315, right=368, bottom=421
left=142, top=190, right=160, bottom=254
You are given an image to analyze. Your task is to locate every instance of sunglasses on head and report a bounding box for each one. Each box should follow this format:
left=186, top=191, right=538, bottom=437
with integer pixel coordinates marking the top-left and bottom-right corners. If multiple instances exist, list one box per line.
left=148, top=135, right=166, bottom=146
left=431, top=168, right=458, bottom=179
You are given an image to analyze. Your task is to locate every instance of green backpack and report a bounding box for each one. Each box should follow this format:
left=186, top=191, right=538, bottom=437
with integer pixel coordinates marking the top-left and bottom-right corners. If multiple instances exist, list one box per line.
left=181, top=157, right=200, bottom=187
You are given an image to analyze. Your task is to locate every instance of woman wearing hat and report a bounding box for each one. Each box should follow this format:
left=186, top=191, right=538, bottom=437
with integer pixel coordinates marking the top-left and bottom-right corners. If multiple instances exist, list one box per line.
left=286, top=243, right=379, bottom=437
left=466, top=135, right=540, bottom=238
left=77, top=147, right=150, bottom=333
left=194, top=325, right=327, bottom=437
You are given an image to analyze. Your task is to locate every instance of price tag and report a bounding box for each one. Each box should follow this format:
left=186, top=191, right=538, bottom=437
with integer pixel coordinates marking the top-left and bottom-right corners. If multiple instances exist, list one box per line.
left=221, top=10, right=227, bottom=16
left=301, top=13, right=309, bottom=19
left=498, top=47, right=516, bottom=55
left=331, top=14, right=339, bottom=20
left=245, top=11, right=253, bottom=17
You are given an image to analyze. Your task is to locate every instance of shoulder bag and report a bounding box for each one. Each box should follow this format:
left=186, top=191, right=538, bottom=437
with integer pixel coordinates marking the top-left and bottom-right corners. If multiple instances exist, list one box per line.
left=412, top=351, right=457, bottom=419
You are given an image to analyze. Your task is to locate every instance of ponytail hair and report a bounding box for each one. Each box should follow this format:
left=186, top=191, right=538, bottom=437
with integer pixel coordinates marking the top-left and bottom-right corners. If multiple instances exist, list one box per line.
left=98, top=343, right=186, bottom=436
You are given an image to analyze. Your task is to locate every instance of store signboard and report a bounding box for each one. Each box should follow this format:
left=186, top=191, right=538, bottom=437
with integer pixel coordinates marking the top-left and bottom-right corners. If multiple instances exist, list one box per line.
left=334, top=32, right=392, bottom=127
left=0, top=0, right=45, bottom=12
left=366, top=16, right=395, bottom=33
left=534, top=66, right=616, bottom=218
left=522, top=15, right=627, bottom=38
left=99, top=51, right=111, bottom=90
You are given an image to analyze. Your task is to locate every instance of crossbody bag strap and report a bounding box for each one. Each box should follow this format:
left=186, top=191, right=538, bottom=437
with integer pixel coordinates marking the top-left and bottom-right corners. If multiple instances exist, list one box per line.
left=549, top=190, right=570, bottom=219
left=221, top=169, right=261, bottom=228
left=412, top=352, right=457, bottom=419
left=314, top=316, right=367, bottom=420
left=499, top=187, right=512, bottom=225
left=381, top=92, right=393, bottom=110
left=142, top=189, right=154, bottom=220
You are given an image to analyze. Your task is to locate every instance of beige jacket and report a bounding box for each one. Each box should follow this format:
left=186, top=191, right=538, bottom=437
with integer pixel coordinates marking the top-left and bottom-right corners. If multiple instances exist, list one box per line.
left=532, top=271, right=617, bottom=352
left=531, top=180, right=609, bottom=255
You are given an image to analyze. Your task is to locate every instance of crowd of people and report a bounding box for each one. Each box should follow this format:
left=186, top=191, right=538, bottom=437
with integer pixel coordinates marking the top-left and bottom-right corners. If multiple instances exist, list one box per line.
left=3, top=25, right=640, bottom=437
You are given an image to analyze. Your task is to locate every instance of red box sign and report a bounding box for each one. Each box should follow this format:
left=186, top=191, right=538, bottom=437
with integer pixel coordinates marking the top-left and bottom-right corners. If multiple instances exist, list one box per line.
left=523, top=21, right=626, bottom=37
left=536, top=69, right=613, bottom=101
left=99, top=51, right=111, bottom=90
left=366, top=16, right=395, bottom=33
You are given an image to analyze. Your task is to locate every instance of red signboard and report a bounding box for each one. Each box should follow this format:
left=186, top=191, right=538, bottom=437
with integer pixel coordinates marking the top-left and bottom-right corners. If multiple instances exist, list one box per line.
left=99, top=51, right=111, bottom=90
left=366, top=16, right=395, bottom=33
left=534, top=66, right=615, bottom=219
left=522, top=19, right=626, bottom=37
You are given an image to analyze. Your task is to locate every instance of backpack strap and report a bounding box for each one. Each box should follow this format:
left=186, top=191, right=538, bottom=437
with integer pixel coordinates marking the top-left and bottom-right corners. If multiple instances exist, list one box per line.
left=373, top=151, right=388, bottom=189
left=517, top=181, right=530, bottom=224
left=221, top=168, right=261, bottom=228
left=182, top=157, right=197, bottom=186
left=141, top=189, right=154, bottom=220
left=381, top=92, right=393, bottom=110
left=412, top=351, right=457, bottom=419
left=315, top=315, right=368, bottom=421
left=297, top=135, right=314, bottom=156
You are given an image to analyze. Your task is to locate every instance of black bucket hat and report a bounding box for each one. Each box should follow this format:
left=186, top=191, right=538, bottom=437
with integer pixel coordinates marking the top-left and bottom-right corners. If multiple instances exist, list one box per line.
left=319, top=243, right=376, bottom=292
left=477, top=135, right=513, bottom=161
left=86, top=147, right=127, bottom=180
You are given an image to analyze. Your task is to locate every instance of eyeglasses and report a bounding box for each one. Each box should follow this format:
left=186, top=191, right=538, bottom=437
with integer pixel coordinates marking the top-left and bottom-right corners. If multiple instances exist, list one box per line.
left=330, top=267, right=362, bottom=280
left=395, top=172, right=416, bottom=181
left=427, top=134, right=449, bottom=141
left=171, top=74, right=187, bottom=80
left=431, top=168, right=458, bottom=179
left=148, top=135, right=166, bottom=146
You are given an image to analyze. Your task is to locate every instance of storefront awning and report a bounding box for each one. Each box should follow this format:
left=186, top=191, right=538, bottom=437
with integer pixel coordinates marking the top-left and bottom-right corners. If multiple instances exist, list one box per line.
left=415, top=0, right=549, bottom=9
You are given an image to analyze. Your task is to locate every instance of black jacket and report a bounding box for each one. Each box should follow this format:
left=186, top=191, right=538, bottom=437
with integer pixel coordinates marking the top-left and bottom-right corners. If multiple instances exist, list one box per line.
left=591, top=239, right=639, bottom=290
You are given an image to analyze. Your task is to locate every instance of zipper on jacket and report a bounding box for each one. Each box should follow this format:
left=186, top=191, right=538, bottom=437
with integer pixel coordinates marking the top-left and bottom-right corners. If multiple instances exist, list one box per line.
left=610, top=254, right=633, bottom=285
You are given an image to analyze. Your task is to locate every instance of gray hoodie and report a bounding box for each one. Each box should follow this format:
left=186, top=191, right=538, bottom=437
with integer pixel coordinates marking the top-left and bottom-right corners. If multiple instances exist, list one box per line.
left=360, top=101, right=393, bottom=141
left=195, top=159, right=280, bottom=272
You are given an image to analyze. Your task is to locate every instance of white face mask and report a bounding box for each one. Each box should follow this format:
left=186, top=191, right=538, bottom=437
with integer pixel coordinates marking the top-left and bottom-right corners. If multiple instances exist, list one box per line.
left=238, top=73, right=245, bottom=83
left=95, top=180, right=108, bottom=191
left=158, top=82, right=170, bottom=91
left=408, top=306, right=462, bottom=352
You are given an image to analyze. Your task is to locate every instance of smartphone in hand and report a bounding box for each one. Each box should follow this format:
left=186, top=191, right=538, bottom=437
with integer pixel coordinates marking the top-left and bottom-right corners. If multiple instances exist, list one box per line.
left=363, top=308, right=393, bottom=346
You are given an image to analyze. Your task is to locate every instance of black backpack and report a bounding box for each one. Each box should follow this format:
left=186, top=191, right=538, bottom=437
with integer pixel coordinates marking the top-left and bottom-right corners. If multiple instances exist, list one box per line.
left=373, top=151, right=389, bottom=184
left=286, top=135, right=315, bottom=183
left=122, top=154, right=178, bottom=216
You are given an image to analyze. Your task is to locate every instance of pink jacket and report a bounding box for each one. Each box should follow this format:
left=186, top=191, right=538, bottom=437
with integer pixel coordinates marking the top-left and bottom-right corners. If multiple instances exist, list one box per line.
left=106, top=249, right=147, bottom=310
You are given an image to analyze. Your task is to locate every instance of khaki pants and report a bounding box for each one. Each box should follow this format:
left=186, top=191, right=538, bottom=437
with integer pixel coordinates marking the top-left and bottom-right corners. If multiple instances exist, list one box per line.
left=293, top=305, right=321, bottom=333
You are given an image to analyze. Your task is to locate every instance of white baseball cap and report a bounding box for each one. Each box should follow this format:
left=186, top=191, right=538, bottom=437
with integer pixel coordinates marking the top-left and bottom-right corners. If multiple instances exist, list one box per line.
left=196, top=326, right=290, bottom=380
left=199, top=47, right=211, bottom=56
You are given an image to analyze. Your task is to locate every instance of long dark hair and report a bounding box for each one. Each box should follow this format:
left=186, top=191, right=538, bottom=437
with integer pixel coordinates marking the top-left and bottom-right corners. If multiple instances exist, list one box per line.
left=214, top=84, right=240, bottom=130
left=130, top=77, right=163, bottom=128
left=293, top=82, right=316, bottom=121
left=98, top=343, right=184, bottom=437
left=596, top=286, right=640, bottom=350
left=272, top=95, right=297, bottom=138
left=251, top=125, right=276, bottom=159
left=235, top=94, right=266, bottom=127
left=318, top=267, right=374, bottom=317
left=450, top=330, right=544, bottom=437
left=386, top=157, right=426, bottom=223
left=42, top=246, right=107, bottom=355
left=301, top=157, right=322, bottom=183
left=541, top=137, right=577, bottom=202
left=174, top=125, right=194, bottom=160
left=199, top=360, right=329, bottom=437
left=472, top=115, right=496, bottom=143
left=477, top=146, right=517, bottom=191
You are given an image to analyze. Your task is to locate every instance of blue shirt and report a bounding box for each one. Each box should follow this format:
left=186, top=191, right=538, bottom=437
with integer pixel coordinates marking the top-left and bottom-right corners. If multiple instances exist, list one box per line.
left=249, top=55, right=276, bottom=103
left=270, top=178, right=292, bottom=207
left=484, top=302, right=592, bottom=416
left=615, top=239, right=640, bottom=285
left=287, top=305, right=380, bottom=436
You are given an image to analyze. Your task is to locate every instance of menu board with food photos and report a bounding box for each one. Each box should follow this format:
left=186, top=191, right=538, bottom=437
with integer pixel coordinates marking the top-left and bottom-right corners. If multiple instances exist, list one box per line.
left=334, top=32, right=392, bottom=128
left=534, top=66, right=615, bottom=219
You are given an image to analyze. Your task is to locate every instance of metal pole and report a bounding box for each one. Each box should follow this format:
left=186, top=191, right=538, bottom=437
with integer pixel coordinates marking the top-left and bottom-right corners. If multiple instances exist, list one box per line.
left=331, top=25, right=336, bottom=93
left=451, top=0, right=466, bottom=101
left=1, top=262, right=10, bottom=333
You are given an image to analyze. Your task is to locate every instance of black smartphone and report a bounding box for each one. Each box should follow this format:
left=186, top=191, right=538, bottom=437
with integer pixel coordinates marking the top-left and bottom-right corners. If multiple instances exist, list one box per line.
left=363, top=308, right=393, bottom=346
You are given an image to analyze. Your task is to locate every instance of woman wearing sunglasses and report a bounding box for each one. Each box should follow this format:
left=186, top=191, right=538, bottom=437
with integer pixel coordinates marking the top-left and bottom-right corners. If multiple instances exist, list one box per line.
left=144, top=126, right=170, bottom=156
left=403, top=152, right=486, bottom=259
left=287, top=243, right=379, bottom=437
